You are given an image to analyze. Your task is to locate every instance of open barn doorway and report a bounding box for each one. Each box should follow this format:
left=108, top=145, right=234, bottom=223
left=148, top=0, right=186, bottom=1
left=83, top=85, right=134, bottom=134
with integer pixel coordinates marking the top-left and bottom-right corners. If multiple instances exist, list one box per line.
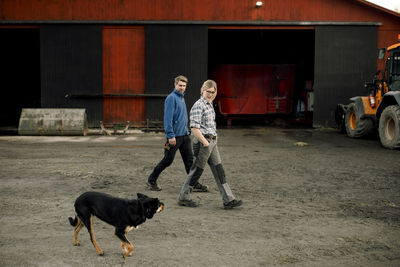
left=0, top=28, right=40, bottom=134
left=208, top=28, right=315, bottom=127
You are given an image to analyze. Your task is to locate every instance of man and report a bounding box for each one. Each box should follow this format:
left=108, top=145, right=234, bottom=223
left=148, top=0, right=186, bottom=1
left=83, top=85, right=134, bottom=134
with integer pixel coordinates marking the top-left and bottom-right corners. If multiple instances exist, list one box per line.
left=147, top=75, right=208, bottom=192
left=177, top=79, right=242, bottom=209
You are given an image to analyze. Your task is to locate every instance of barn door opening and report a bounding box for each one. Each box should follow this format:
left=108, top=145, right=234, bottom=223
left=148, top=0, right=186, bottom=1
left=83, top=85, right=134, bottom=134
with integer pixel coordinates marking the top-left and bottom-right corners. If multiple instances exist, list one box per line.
left=208, top=28, right=315, bottom=126
left=103, top=26, right=145, bottom=126
left=0, top=28, right=40, bottom=132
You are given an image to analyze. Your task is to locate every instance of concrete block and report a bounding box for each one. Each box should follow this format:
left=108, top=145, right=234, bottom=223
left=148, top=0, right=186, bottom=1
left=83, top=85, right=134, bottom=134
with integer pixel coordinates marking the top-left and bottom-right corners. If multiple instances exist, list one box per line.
left=18, top=108, right=88, bottom=136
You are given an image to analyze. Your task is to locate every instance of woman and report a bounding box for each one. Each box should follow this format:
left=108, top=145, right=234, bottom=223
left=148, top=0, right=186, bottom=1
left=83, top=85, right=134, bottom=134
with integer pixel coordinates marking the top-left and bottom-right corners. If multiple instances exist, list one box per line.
left=178, top=80, right=242, bottom=209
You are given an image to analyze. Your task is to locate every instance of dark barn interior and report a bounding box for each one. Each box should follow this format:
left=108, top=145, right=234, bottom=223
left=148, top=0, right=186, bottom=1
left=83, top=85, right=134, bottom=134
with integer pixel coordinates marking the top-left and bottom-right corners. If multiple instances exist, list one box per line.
left=208, top=29, right=315, bottom=126
left=0, top=28, right=41, bottom=128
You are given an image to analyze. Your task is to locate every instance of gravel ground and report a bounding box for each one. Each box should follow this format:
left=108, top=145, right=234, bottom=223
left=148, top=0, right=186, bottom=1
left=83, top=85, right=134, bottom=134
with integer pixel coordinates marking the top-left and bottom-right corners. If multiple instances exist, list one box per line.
left=0, top=127, right=399, bottom=266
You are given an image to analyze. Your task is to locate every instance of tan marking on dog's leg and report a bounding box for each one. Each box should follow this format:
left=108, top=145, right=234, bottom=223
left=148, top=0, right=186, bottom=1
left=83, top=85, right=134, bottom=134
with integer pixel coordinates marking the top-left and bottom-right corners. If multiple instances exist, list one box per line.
left=123, top=234, right=134, bottom=257
left=124, top=242, right=134, bottom=257
left=121, top=242, right=128, bottom=253
left=89, top=216, right=104, bottom=256
left=115, top=233, right=128, bottom=254
left=73, top=218, right=84, bottom=246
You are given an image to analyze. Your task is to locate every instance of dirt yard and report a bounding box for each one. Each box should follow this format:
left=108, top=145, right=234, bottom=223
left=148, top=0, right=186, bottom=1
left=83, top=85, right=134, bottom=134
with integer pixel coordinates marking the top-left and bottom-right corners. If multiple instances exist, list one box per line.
left=0, top=127, right=399, bottom=266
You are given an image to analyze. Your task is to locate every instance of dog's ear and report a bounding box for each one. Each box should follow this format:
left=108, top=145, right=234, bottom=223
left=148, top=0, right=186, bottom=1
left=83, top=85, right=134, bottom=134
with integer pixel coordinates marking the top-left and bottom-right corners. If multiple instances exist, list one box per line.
left=137, top=193, right=149, bottom=199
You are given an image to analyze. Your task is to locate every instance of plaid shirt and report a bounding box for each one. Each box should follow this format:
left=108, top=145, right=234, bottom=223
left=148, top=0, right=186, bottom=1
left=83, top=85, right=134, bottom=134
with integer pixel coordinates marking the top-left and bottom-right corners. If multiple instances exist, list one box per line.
left=190, top=97, right=217, bottom=136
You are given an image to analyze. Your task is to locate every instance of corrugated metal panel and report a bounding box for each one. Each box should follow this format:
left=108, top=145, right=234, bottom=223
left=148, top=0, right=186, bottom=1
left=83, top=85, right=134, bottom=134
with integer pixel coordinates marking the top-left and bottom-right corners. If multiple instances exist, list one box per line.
left=313, top=26, right=377, bottom=127
left=103, top=26, right=145, bottom=125
left=145, top=25, right=208, bottom=121
left=2, top=0, right=399, bottom=58
left=40, top=25, right=103, bottom=127
left=1, top=0, right=399, bottom=22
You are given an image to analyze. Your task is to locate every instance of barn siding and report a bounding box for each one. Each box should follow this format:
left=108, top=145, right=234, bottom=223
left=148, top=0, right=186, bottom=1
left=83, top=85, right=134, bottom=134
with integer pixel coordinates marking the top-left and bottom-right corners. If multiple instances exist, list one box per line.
left=103, top=26, right=146, bottom=125
left=1, top=0, right=399, bottom=127
left=40, top=25, right=103, bottom=127
left=145, top=25, right=208, bottom=121
left=313, top=26, right=377, bottom=127
left=0, top=0, right=395, bottom=23
left=1, top=0, right=398, bottom=53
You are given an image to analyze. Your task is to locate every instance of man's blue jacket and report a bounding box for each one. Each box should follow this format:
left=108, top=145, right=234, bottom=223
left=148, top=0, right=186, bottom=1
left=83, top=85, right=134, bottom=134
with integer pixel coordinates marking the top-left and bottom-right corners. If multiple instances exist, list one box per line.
left=164, top=89, right=189, bottom=139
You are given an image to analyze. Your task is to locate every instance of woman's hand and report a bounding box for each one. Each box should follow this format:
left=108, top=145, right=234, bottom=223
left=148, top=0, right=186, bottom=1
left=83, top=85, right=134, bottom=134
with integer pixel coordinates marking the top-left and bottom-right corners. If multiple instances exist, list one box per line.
left=191, top=128, right=209, bottom=147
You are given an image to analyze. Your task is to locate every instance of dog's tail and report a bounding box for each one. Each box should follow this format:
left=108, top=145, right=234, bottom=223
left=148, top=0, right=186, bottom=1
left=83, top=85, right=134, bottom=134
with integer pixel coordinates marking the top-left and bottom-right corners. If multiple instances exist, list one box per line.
left=68, top=216, right=78, bottom=227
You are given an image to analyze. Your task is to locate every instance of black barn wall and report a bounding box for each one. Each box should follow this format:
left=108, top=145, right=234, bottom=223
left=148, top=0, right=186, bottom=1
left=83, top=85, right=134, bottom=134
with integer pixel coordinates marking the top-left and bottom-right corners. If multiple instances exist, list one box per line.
left=0, top=28, right=40, bottom=127
left=145, top=25, right=208, bottom=121
left=40, top=25, right=103, bottom=127
left=313, top=26, right=377, bottom=127
left=37, top=24, right=378, bottom=128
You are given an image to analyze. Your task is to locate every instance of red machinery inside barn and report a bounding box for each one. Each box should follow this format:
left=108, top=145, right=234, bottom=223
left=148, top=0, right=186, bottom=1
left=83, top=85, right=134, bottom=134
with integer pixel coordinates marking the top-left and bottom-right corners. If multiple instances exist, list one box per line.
left=211, top=64, right=296, bottom=123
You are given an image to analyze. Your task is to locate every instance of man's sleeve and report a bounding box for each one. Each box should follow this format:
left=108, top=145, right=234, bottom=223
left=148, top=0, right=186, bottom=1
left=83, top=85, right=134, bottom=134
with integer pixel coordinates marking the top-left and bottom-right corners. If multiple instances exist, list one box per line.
left=164, top=96, right=175, bottom=139
left=190, top=102, right=202, bottom=129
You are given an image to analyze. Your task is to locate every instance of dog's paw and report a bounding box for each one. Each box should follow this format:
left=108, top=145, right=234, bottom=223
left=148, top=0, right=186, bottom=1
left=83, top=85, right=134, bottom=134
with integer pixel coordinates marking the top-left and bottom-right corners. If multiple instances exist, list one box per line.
left=73, top=242, right=80, bottom=246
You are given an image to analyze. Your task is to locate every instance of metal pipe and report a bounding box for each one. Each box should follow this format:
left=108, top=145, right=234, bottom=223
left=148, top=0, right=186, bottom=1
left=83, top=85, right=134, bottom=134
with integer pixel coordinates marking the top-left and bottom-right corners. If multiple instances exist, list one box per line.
left=65, top=93, right=168, bottom=99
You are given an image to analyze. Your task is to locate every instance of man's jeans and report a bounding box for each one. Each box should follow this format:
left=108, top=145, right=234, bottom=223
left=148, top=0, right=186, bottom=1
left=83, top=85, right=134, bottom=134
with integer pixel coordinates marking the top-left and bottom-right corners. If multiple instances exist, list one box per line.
left=148, top=135, right=193, bottom=183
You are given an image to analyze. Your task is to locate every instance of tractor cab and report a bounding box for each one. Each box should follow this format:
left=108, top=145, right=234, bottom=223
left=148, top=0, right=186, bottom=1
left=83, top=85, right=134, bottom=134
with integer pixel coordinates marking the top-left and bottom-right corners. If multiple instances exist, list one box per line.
left=384, top=44, right=400, bottom=91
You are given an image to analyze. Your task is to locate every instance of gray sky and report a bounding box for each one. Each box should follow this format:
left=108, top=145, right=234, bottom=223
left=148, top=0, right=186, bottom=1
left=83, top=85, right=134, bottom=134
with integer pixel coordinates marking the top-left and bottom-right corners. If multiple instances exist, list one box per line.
left=365, top=0, right=400, bottom=12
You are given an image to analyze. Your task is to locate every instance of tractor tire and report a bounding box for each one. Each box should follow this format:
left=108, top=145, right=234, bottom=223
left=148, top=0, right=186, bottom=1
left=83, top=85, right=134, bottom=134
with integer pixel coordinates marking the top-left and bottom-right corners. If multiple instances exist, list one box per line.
left=345, top=102, right=374, bottom=138
left=378, top=105, right=400, bottom=149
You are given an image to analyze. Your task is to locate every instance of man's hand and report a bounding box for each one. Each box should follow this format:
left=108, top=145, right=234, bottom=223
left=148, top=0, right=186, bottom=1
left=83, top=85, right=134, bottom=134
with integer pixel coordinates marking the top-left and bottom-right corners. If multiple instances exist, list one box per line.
left=168, top=137, right=176, bottom=146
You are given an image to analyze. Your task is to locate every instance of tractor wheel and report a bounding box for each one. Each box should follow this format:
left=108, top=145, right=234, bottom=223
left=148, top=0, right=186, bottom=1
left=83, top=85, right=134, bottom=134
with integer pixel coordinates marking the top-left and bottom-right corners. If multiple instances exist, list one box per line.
left=345, top=102, right=374, bottom=138
left=378, top=105, right=400, bottom=149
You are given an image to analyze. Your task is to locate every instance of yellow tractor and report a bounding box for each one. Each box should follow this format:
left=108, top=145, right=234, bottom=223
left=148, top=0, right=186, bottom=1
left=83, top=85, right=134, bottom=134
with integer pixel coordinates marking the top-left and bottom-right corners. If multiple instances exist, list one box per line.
left=336, top=37, right=400, bottom=149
